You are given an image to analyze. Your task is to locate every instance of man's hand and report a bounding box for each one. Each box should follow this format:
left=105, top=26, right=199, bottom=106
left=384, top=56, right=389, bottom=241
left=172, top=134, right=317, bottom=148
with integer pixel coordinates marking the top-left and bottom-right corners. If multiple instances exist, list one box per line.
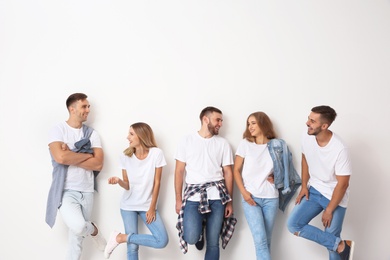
left=322, top=208, right=333, bottom=227
left=224, top=201, right=233, bottom=218
left=295, top=187, right=309, bottom=204
left=175, top=199, right=182, bottom=214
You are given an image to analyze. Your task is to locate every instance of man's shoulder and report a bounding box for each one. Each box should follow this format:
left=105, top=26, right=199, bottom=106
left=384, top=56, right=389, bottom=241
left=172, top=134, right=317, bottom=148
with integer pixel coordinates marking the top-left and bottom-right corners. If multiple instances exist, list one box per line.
left=179, top=132, right=197, bottom=141
left=330, top=132, right=348, bottom=149
left=49, top=121, right=67, bottom=133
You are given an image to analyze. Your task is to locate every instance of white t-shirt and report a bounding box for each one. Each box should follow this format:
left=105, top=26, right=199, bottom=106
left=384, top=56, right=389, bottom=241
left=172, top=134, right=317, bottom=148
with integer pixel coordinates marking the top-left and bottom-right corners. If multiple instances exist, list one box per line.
left=119, top=147, right=166, bottom=211
left=235, top=139, right=278, bottom=198
left=175, top=132, right=233, bottom=201
left=48, top=121, right=102, bottom=192
left=302, top=131, right=352, bottom=207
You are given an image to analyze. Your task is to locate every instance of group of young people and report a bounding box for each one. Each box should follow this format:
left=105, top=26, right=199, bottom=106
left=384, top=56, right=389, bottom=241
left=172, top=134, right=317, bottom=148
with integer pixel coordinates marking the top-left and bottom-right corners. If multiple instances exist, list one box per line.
left=45, top=92, right=354, bottom=260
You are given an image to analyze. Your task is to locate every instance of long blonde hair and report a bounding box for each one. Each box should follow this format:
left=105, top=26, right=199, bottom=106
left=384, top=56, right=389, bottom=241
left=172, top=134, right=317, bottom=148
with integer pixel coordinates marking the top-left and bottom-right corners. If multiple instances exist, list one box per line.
left=123, top=122, right=157, bottom=157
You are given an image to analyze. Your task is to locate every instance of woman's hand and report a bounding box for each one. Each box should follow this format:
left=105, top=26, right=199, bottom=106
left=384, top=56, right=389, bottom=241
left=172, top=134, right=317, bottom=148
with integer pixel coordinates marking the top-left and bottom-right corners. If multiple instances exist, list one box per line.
left=108, top=177, right=120, bottom=185
left=243, top=190, right=256, bottom=206
left=146, top=208, right=156, bottom=224
left=267, top=173, right=275, bottom=184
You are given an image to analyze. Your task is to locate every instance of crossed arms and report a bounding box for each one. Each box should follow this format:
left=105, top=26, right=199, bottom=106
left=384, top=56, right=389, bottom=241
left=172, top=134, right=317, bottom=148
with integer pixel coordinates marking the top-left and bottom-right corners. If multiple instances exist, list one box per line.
left=49, top=141, right=104, bottom=171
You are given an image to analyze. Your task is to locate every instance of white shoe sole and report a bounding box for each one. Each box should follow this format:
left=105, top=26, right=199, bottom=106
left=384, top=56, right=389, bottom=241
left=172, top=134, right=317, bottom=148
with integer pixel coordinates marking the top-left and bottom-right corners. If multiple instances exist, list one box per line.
left=349, top=241, right=355, bottom=260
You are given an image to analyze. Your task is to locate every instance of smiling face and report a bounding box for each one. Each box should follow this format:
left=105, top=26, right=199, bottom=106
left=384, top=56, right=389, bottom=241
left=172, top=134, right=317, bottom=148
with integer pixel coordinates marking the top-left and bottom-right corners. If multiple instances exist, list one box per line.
left=206, top=112, right=223, bottom=136
left=247, top=115, right=262, bottom=138
left=127, top=126, right=140, bottom=148
left=306, top=112, right=327, bottom=136
left=69, top=99, right=90, bottom=123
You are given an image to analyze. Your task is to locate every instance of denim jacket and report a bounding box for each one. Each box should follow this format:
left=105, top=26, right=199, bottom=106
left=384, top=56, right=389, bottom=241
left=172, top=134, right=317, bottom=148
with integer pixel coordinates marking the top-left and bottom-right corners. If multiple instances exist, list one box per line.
left=267, top=138, right=301, bottom=212
left=45, top=125, right=99, bottom=228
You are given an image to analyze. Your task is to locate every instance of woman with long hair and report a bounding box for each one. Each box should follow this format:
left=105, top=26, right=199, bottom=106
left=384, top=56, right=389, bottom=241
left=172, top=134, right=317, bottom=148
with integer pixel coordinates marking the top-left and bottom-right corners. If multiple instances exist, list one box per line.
left=104, top=122, right=168, bottom=259
left=234, top=112, right=300, bottom=260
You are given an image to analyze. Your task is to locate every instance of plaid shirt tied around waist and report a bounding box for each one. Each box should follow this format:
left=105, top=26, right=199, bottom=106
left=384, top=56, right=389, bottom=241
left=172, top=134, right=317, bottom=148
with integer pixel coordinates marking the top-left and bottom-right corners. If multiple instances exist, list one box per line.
left=176, top=180, right=237, bottom=254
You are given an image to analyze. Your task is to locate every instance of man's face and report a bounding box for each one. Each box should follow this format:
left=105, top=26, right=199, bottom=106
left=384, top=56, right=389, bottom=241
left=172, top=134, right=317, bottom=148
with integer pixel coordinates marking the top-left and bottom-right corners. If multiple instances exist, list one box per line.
left=206, top=112, right=223, bottom=136
left=306, top=112, right=325, bottom=136
left=71, top=99, right=90, bottom=123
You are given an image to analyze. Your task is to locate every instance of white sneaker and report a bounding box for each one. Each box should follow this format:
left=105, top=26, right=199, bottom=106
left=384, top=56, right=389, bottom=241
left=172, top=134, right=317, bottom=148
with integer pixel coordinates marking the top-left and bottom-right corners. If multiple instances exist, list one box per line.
left=91, top=223, right=107, bottom=251
left=104, top=231, right=121, bottom=259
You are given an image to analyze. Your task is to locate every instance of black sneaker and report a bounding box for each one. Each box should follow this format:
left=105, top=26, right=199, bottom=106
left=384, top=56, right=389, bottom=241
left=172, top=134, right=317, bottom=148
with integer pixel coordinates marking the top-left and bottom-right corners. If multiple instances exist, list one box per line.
left=338, top=240, right=355, bottom=260
left=195, top=220, right=206, bottom=250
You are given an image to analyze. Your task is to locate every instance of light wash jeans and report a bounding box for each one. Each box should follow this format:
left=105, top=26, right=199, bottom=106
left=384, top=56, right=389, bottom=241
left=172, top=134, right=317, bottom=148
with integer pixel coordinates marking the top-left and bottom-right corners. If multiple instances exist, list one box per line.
left=242, top=197, right=279, bottom=260
left=183, top=200, right=225, bottom=260
left=287, top=187, right=346, bottom=260
left=120, top=209, right=168, bottom=260
left=59, top=190, right=95, bottom=260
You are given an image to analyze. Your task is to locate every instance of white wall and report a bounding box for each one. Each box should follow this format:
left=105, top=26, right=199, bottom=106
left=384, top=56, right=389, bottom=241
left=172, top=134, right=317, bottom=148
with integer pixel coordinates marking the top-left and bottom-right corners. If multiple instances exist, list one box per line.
left=1, top=1, right=389, bottom=259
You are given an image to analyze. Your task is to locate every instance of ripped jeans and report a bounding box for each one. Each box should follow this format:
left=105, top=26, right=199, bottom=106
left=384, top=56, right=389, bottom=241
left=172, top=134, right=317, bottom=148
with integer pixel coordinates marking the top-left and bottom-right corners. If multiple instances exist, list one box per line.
left=287, top=187, right=346, bottom=260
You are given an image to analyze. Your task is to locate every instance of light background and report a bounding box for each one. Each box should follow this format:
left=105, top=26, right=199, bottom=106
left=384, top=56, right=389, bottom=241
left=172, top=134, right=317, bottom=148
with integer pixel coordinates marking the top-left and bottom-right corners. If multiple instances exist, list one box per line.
left=1, top=1, right=389, bottom=259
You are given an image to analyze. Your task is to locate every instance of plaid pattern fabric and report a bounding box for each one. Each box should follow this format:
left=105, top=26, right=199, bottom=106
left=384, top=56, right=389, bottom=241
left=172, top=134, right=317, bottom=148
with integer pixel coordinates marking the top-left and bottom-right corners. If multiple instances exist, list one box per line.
left=176, top=180, right=237, bottom=254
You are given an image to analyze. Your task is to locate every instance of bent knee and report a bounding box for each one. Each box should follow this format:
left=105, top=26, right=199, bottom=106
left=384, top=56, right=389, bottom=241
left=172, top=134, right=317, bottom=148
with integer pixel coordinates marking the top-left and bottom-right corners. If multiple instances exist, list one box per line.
left=70, top=223, right=89, bottom=237
left=287, top=219, right=301, bottom=235
left=157, top=237, right=169, bottom=248
left=184, top=237, right=199, bottom=245
left=183, top=231, right=200, bottom=245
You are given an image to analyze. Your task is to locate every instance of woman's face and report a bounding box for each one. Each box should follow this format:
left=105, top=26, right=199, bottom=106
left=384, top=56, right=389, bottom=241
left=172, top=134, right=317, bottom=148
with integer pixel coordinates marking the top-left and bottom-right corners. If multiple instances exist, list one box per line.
left=247, top=116, right=262, bottom=137
left=127, top=127, right=140, bottom=148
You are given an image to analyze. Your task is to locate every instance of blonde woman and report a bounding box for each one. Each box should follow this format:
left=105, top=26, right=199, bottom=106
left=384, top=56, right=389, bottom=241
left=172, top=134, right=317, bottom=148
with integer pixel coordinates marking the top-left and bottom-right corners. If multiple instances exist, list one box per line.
left=104, top=122, right=168, bottom=259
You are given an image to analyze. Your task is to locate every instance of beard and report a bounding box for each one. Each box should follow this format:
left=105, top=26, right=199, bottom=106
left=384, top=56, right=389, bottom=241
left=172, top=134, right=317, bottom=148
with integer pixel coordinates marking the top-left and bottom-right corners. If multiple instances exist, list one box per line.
left=307, top=125, right=321, bottom=136
left=207, top=122, right=219, bottom=135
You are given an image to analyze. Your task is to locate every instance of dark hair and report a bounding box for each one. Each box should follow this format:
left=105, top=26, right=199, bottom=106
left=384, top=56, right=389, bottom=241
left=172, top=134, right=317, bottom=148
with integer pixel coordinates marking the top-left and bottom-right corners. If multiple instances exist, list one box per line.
left=311, top=105, right=337, bottom=125
left=66, top=93, right=88, bottom=109
left=243, top=111, right=276, bottom=141
left=123, top=122, right=157, bottom=157
left=199, top=106, right=222, bottom=121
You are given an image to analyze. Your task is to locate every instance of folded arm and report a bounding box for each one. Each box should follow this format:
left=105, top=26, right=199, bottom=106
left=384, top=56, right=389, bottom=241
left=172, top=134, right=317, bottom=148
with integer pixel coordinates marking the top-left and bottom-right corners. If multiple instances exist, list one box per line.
left=49, top=142, right=103, bottom=171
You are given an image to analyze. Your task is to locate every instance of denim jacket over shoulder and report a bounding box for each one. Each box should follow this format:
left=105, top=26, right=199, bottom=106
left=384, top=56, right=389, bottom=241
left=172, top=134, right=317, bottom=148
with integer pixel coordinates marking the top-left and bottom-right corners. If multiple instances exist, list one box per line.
left=45, top=125, right=100, bottom=228
left=267, top=138, right=301, bottom=212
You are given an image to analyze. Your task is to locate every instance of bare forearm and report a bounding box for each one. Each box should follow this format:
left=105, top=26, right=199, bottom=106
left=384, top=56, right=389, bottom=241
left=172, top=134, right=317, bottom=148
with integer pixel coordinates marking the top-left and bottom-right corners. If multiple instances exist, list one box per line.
left=225, top=173, right=234, bottom=197
left=75, top=156, right=103, bottom=171
left=223, top=166, right=234, bottom=197
left=57, top=150, right=92, bottom=166
left=118, top=179, right=129, bottom=190
left=149, top=181, right=160, bottom=210
left=175, top=177, right=183, bottom=202
left=326, top=183, right=348, bottom=213
left=301, top=171, right=310, bottom=189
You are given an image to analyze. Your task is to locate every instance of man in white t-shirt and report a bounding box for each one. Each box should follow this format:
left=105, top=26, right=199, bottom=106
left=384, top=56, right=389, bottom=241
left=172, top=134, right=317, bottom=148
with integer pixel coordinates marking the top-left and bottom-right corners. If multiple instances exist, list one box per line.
left=174, top=106, right=235, bottom=260
left=46, top=93, right=106, bottom=260
left=287, top=105, right=354, bottom=260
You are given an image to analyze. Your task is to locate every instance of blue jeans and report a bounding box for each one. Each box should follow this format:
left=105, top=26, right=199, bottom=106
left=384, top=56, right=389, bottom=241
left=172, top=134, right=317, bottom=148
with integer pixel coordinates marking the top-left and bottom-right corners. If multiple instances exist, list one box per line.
left=242, top=197, right=278, bottom=260
left=287, top=187, right=346, bottom=260
left=120, top=209, right=168, bottom=260
left=183, top=200, right=225, bottom=260
left=59, top=190, right=95, bottom=260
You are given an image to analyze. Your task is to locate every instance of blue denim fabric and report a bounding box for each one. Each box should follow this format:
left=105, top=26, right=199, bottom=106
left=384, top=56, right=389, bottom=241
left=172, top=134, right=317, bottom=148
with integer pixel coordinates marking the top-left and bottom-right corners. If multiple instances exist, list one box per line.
left=120, top=209, right=168, bottom=260
left=46, top=125, right=99, bottom=228
left=59, top=190, right=95, bottom=260
left=242, top=197, right=278, bottom=260
left=287, top=187, right=346, bottom=260
left=267, top=138, right=301, bottom=211
left=183, top=200, right=225, bottom=260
